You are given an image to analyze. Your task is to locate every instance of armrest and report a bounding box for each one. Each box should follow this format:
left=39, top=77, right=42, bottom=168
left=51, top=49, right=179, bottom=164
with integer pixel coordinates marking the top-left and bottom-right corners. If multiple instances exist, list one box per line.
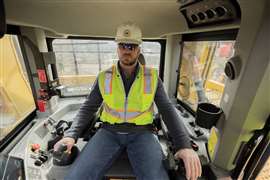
left=79, top=115, right=101, bottom=141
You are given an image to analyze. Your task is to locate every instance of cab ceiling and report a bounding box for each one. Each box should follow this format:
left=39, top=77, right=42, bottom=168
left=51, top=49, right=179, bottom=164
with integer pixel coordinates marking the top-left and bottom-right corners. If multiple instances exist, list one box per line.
left=5, top=0, right=187, bottom=38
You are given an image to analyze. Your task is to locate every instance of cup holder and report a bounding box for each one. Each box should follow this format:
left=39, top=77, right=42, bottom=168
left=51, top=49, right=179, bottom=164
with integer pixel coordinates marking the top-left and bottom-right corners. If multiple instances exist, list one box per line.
left=195, top=103, right=223, bottom=129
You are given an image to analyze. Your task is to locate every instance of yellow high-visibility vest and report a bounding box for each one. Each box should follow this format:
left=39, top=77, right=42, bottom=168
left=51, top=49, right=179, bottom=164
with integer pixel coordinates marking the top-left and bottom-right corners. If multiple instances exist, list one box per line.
left=98, top=63, right=158, bottom=125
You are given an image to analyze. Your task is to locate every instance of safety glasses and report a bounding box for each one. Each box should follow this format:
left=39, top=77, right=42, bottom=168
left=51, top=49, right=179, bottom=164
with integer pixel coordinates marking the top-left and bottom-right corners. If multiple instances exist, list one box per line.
left=118, top=43, right=138, bottom=51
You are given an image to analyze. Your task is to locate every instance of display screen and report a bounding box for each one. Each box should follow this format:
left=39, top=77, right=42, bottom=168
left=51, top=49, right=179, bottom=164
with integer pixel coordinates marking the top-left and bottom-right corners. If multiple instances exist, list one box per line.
left=0, top=154, right=25, bottom=180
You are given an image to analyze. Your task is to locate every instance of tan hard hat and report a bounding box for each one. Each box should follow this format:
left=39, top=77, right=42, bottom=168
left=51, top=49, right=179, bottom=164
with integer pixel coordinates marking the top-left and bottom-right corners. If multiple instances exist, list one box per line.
left=115, top=22, right=142, bottom=45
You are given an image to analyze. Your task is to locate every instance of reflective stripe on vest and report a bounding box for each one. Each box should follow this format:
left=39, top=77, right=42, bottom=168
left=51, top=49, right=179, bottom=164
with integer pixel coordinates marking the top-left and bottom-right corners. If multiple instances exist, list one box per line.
left=104, top=65, right=114, bottom=94
left=143, top=66, right=152, bottom=94
left=103, top=103, right=154, bottom=121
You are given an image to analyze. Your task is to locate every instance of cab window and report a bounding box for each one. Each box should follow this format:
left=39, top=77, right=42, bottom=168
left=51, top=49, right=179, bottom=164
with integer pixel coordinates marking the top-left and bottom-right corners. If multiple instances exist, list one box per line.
left=52, top=39, right=161, bottom=96
left=0, top=35, right=35, bottom=142
left=177, top=40, right=235, bottom=110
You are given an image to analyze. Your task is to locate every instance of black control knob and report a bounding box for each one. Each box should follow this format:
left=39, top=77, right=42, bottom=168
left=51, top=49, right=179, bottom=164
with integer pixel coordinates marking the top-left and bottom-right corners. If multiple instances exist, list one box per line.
left=53, top=144, right=68, bottom=161
left=38, top=155, right=48, bottom=162
left=34, top=159, right=43, bottom=166
left=215, top=6, right=227, bottom=17
left=205, top=9, right=215, bottom=19
left=182, top=112, right=189, bottom=118
left=198, top=12, right=206, bottom=20
left=194, top=128, right=204, bottom=137
left=191, top=14, right=198, bottom=22
left=189, top=121, right=196, bottom=127
left=55, top=144, right=68, bottom=154
left=38, top=150, right=46, bottom=155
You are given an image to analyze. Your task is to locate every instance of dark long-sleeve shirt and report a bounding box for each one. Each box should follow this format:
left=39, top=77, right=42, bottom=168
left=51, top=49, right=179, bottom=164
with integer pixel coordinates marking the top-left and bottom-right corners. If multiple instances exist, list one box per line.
left=64, top=62, right=191, bottom=150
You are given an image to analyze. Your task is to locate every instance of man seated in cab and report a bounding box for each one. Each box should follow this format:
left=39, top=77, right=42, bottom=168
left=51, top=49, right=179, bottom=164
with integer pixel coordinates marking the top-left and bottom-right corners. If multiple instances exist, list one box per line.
left=54, top=22, right=201, bottom=180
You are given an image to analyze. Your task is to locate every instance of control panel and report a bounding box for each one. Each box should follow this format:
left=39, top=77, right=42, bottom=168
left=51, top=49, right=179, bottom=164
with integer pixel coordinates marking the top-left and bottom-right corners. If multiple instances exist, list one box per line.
left=24, top=103, right=81, bottom=180
left=174, top=104, right=210, bottom=164
left=10, top=100, right=212, bottom=180
left=175, top=104, right=209, bottom=142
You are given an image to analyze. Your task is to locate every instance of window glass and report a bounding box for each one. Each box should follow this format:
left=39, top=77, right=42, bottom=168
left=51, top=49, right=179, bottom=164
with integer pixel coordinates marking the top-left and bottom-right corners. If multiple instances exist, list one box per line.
left=0, top=35, right=35, bottom=142
left=141, top=41, right=161, bottom=69
left=177, top=41, right=235, bottom=110
left=52, top=39, right=161, bottom=95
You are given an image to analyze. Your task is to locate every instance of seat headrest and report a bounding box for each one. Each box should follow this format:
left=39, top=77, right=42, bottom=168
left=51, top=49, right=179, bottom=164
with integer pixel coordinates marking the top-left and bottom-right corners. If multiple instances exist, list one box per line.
left=138, top=53, right=146, bottom=65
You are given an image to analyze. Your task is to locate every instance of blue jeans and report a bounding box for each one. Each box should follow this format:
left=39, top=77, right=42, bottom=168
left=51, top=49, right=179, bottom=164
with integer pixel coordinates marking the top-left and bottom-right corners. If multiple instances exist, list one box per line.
left=65, top=128, right=169, bottom=180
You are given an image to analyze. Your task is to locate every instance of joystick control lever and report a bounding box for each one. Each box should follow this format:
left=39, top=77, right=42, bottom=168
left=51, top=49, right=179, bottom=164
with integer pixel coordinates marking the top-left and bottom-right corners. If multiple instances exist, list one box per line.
left=163, top=152, right=186, bottom=175
left=53, top=144, right=68, bottom=162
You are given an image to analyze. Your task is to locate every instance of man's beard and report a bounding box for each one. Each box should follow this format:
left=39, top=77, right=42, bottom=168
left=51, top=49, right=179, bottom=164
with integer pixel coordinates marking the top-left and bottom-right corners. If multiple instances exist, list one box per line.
left=121, top=56, right=137, bottom=66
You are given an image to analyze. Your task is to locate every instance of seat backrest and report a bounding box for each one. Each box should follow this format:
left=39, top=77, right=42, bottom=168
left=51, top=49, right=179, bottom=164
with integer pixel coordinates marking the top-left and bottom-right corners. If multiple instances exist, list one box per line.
left=138, top=53, right=146, bottom=65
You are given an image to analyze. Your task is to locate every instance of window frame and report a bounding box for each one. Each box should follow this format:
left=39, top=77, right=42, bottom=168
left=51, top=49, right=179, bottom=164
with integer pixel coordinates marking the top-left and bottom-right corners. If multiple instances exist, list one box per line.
left=0, top=25, right=37, bottom=152
left=175, top=29, right=239, bottom=114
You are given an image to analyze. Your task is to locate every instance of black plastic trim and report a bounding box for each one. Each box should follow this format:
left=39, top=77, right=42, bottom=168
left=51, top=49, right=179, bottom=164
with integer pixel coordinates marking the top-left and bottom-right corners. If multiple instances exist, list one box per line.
left=182, top=29, right=238, bottom=41
left=231, top=115, right=270, bottom=179
left=177, top=99, right=196, bottom=117
left=6, top=25, right=21, bottom=35
left=243, top=116, right=270, bottom=179
left=0, top=0, right=6, bottom=38
left=158, top=40, right=166, bottom=81
left=17, top=35, right=39, bottom=107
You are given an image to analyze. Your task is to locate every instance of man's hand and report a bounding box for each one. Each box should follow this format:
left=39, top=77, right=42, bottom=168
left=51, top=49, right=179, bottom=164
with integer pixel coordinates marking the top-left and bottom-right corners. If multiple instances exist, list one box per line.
left=54, top=137, right=75, bottom=154
left=175, top=148, right=202, bottom=180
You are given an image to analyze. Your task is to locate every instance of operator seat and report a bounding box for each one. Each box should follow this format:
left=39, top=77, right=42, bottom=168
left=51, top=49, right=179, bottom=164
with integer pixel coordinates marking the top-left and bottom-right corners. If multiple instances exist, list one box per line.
left=138, top=53, right=146, bottom=65
left=78, top=113, right=186, bottom=180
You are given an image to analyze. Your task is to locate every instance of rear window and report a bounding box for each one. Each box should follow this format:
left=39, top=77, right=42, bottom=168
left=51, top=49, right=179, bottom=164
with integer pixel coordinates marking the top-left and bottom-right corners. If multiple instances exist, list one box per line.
left=52, top=39, right=161, bottom=96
